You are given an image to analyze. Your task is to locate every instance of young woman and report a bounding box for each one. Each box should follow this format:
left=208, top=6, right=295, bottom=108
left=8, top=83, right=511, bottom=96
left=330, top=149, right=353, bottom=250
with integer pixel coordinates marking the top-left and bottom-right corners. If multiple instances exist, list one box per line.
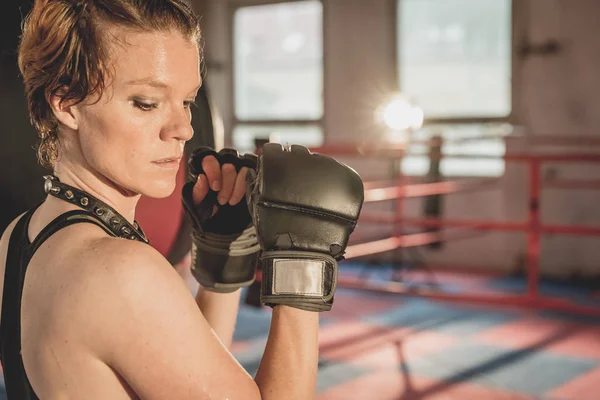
left=0, top=1, right=328, bottom=398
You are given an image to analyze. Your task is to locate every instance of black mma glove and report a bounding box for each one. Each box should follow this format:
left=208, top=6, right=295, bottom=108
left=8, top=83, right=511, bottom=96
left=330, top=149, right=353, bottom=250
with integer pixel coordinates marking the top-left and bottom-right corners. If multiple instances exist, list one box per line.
left=182, top=147, right=260, bottom=292
left=247, top=143, right=364, bottom=311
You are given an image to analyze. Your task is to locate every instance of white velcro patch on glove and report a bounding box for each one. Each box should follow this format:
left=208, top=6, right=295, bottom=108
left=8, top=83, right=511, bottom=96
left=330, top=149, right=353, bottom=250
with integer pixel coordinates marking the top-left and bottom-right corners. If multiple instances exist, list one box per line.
left=272, top=259, right=325, bottom=296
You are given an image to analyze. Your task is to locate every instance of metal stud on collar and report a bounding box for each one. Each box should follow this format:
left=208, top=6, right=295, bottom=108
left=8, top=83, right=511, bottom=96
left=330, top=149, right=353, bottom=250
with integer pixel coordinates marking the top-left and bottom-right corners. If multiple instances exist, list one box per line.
left=42, top=175, right=149, bottom=244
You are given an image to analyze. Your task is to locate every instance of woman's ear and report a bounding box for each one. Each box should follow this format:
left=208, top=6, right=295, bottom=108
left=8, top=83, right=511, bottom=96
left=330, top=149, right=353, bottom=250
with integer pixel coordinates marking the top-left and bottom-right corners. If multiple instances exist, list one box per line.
left=49, top=95, right=80, bottom=131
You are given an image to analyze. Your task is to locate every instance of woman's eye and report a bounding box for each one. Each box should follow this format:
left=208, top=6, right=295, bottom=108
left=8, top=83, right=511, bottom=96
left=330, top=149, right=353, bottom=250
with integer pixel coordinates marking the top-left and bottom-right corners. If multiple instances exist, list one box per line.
left=133, top=100, right=158, bottom=111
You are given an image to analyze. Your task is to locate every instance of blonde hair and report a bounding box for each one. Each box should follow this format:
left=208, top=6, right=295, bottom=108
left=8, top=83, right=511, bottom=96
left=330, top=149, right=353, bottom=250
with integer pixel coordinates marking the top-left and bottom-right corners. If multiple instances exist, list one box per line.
left=18, top=0, right=202, bottom=168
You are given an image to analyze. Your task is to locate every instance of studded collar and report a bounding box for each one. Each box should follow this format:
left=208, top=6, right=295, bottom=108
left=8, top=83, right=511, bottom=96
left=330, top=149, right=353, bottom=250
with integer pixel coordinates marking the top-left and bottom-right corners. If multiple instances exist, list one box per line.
left=43, top=175, right=149, bottom=243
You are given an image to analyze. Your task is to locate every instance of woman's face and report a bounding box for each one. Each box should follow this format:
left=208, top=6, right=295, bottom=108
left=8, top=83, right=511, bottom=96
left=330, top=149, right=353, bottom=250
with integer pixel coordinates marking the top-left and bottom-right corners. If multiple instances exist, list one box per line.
left=73, top=28, right=201, bottom=198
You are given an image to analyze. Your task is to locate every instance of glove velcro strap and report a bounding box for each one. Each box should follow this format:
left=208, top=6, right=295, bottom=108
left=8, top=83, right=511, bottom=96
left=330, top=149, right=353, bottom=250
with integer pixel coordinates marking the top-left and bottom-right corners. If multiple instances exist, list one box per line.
left=191, top=226, right=260, bottom=293
left=193, top=226, right=260, bottom=256
left=260, top=251, right=337, bottom=312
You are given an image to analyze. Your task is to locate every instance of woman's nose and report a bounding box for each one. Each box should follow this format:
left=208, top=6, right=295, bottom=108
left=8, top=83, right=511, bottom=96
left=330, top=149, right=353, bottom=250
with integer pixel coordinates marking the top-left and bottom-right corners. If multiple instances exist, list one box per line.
left=162, top=107, right=194, bottom=142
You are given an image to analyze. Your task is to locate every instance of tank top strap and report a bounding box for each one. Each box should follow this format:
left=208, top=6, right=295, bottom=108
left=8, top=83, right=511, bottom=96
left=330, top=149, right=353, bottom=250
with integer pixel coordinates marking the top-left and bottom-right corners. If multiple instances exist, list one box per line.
left=29, top=210, right=118, bottom=254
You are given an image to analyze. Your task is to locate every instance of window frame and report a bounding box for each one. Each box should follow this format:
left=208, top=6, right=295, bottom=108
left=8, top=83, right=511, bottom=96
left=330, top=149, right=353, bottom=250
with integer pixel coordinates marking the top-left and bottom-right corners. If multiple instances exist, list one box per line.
left=394, top=0, right=519, bottom=125
left=229, top=0, right=326, bottom=141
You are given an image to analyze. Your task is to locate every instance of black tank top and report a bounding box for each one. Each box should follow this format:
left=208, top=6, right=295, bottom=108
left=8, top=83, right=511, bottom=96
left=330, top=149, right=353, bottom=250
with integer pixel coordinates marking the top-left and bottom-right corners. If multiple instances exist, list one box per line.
left=0, top=205, right=118, bottom=399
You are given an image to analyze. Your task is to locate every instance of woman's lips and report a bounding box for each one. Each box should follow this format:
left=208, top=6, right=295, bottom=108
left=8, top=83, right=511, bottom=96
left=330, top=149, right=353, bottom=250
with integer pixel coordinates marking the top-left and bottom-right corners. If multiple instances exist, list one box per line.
left=152, top=157, right=181, bottom=168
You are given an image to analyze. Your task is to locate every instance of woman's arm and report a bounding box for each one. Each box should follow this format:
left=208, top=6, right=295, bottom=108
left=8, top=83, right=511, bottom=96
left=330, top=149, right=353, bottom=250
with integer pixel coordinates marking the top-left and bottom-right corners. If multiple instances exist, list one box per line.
left=195, top=286, right=241, bottom=350
left=175, top=254, right=242, bottom=350
left=90, top=241, right=317, bottom=400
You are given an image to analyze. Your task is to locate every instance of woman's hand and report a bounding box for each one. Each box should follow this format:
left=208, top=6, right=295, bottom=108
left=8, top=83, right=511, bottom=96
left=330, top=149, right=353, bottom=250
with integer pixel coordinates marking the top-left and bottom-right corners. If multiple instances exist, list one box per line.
left=191, top=155, right=249, bottom=215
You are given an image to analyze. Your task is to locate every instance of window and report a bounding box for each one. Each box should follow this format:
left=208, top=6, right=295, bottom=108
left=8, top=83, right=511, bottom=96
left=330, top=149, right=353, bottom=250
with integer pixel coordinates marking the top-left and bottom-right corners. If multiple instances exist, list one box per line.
left=232, top=124, right=323, bottom=154
left=398, top=0, right=512, bottom=118
left=397, top=0, right=512, bottom=176
left=233, top=1, right=323, bottom=151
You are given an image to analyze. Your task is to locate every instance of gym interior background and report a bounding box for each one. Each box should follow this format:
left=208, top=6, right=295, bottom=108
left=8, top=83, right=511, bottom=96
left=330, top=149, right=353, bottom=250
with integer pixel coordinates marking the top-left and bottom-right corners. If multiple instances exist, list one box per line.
left=2, top=0, right=600, bottom=399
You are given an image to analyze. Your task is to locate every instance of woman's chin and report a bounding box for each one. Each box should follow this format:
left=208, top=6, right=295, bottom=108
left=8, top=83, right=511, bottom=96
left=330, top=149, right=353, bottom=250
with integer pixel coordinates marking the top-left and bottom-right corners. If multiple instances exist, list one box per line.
left=138, top=180, right=177, bottom=199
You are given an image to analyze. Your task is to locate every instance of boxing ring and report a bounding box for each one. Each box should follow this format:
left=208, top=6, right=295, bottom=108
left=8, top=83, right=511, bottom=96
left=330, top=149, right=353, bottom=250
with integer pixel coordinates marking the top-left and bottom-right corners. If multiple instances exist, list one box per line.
left=304, top=142, right=600, bottom=317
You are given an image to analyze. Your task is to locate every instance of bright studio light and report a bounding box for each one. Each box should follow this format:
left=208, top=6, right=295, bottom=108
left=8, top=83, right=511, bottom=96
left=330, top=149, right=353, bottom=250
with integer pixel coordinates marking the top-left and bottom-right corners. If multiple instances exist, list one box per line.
left=382, top=96, right=424, bottom=131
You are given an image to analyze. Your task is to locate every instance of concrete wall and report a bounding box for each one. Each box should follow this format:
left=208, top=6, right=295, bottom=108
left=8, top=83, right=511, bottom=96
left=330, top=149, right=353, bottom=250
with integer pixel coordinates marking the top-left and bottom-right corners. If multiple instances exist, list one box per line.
left=505, top=0, right=600, bottom=277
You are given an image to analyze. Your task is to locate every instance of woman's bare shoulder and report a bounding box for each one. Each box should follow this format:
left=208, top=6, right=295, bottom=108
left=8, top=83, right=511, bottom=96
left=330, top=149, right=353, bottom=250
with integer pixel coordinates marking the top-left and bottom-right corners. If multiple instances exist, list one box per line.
left=76, top=230, right=180, bottom=291
left=39, top=222, right=178, bottom=289
left=22, top=220, right=182, bottom=319
left=29, top=222, right=189, bottom=346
